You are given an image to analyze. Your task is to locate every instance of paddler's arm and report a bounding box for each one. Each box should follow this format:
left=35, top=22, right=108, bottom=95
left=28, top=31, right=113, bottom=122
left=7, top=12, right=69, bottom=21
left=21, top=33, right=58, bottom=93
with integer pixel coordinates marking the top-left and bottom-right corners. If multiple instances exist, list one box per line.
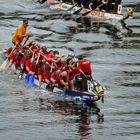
left=89, top=2, right=93, bottom=11
left=60, top=79, right=68, bottom=88
left=72, top=0, right=76, bottom=5
left=79, top=68, right=90, bottom=79
left=18, top=33, right=32, bottom=41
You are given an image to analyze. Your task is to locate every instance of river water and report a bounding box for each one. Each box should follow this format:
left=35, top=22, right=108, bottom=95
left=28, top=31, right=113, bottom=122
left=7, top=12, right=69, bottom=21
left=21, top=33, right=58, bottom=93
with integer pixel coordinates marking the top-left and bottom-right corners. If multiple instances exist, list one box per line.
left=0, top=0, right=140, bottom=140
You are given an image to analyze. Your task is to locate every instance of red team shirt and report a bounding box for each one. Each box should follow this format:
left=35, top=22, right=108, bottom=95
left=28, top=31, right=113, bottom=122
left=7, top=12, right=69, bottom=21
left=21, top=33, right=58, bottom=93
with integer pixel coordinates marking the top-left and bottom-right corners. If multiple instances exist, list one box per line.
left=78, top=58, right=92, bottom=75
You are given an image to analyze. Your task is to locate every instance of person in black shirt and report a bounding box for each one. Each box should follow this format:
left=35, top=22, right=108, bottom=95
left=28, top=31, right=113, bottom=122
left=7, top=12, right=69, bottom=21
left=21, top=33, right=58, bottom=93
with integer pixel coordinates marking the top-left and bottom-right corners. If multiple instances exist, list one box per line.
left=89, top=0, right=102, bottom=10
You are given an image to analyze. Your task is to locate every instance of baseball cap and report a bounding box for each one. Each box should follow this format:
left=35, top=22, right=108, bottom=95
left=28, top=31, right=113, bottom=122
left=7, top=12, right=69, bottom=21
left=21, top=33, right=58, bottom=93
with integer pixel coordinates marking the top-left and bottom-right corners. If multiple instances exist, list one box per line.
left=23, top=19, right=28, bottom=24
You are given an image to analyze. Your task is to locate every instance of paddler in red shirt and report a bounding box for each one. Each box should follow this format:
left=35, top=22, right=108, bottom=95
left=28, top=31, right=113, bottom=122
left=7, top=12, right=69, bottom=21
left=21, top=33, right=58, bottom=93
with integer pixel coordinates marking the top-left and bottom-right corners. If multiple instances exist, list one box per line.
left=58, top=71, right=69, bottom=88
left=9, top=44, right=24, bottom=74
left=41, top=46, right=49, bottom=56
left=77, top=55, right=92, bottom=77
left=53, top=50, right=62, bottom=69
left=46, top=50, right=54, bottom=62
left=55, top=56, right=76, bottom=89
left=50, top=58, right=68, bottom=87
left=26, top=46, right=43, bottom=87
left=68, top=60, right=80, bottom=90
left=77, top=55, right=92, bottom=91
left=25, top=51, right=36, bottom=74
left=42, top=63, right=52, bottom=85
left=50, top=70, right=60, bottom=87
left=18, top=49, right=31, bottom=79
left=26, top=58, right=35, bottom=75
left=5, top=47, right=13, bottom=58
left=70, top=55, right=92, bottom=91
left=36, top=54, right=43, bottom=87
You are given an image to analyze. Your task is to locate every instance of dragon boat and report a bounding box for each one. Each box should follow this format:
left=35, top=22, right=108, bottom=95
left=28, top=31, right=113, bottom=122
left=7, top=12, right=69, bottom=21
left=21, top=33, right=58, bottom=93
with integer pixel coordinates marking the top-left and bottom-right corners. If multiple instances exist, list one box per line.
left=34, top=76, right=104, bottom=103
left=46, top=0, right=134, bottom=21
left=1, top=48, right=104, bottom=103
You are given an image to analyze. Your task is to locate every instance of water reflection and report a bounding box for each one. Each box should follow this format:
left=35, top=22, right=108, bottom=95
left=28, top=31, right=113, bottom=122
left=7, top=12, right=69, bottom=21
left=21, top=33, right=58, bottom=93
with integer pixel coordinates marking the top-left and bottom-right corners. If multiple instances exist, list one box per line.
left=41, top=11, right=133, bottom=37
left=11, top=90, right=31, bottom=112
left=76, top=105, right=104, bottom=139
left=37, top=97, right=104, bottom=139
left=121, top=20, right=133, bottom=34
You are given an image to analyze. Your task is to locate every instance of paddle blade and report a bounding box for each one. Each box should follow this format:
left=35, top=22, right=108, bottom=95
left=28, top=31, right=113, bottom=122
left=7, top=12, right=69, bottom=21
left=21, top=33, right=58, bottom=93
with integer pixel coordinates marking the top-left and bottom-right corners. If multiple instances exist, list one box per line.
left=101, top=96, right=104, bottom=103
left=0, top=59, right=9, bottom=71
left=82, top=10, right=91, bottom=16
left=46, top=83, right=54, bottom=92
left=73, top=8, right=82, bottom=14
left=27, top=75, right=35, bottom=87
left=24, top=73, right=30, bottom=85
left=67, top=4, right=77, bottom=11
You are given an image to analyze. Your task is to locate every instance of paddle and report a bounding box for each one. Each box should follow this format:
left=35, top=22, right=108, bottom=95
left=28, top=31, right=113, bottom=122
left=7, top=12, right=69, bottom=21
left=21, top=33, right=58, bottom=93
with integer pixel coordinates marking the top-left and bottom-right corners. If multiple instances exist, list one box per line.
left=82, top=10, right=91, bottom=16
left=25, top=72, right=30, bottom=85
left=27, top=75, right=35, bottom=87
left=50, top=61, right=54, bottom=73
left=45, top=61, right=55, bottom=91
left=26, top=53, right=41, bottom=87
left=67, top=3, right=78, bottom=11
left=0, top=37, right=29, bottom=71
left=82, top=3, right=104, bottom=16
left=73, top=7, right=83, bottom=14
left=46, top=66, right=62, bottom=92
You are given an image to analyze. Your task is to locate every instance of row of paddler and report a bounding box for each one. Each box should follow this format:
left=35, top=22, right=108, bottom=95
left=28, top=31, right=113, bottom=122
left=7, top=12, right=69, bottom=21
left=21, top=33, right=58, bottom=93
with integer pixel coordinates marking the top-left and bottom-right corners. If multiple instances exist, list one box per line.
left=0, top=39, right=93, bottom=92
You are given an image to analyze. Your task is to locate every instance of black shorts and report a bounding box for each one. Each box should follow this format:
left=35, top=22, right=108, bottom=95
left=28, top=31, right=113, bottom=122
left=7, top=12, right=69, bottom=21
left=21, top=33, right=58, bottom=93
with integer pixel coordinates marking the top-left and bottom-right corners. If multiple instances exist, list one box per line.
left=12, top=42, right=16, bottom=45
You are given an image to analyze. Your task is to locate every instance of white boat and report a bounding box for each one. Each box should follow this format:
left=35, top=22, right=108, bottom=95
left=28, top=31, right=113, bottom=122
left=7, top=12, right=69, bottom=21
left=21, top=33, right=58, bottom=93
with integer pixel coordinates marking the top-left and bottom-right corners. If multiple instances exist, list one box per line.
left=47, top=0, right=133, bottom=21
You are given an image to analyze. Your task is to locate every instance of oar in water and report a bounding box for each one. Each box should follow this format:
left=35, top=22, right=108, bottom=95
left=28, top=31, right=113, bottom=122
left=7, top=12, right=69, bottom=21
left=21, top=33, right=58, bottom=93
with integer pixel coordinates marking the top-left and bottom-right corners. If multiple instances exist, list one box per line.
left=0, top=37, right=29, bottom=71
left=26, top=53, right=41, bottom=88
